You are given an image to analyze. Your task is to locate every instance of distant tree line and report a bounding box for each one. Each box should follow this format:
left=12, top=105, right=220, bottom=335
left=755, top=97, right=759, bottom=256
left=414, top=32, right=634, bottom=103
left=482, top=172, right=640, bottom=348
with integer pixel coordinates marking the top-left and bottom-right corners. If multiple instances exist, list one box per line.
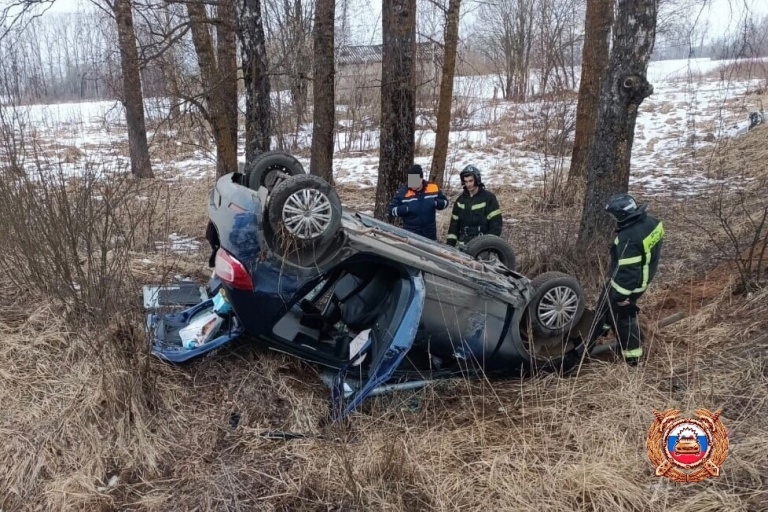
left=651, top=11, right=768, bottom=61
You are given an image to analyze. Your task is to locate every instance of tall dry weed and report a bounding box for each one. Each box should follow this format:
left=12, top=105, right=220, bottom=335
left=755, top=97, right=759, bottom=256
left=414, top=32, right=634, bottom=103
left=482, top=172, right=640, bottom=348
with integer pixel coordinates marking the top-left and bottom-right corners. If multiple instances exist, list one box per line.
left=0, top=166, right=167, bottom=315
left=0, top=150, right=199, bottom=510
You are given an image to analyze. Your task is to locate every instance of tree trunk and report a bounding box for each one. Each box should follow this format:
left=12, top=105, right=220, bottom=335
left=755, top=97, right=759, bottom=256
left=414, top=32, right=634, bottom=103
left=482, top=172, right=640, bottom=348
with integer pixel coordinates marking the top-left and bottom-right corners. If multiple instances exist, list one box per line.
left=569, top=0, right=614, bottom=183
left=217, top=0, right=239, bottom=163
left=374, top=0, right=416, bottom=221
left=238, top=0, right=272, bottom=164
left=576, top=0, right=657, bottom=251
left=114, top=0, right=153, bottom=178
left=288, top=0, right=311, bottom=135
left=187, top=0, right=238, bottom=177
left=309, top=0, right=335, bottom=184
left=429, top=0, right=461, bottom=189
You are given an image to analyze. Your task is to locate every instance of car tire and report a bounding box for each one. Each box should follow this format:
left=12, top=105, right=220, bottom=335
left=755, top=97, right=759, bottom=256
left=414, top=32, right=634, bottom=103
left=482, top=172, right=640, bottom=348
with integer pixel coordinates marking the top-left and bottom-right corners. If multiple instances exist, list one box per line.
left=464, top=235, right=516, bottom=270
left=528, top=271, right=585, bottom=338
left=268, top=174, right=342, bottom=247
left=247, top=152, right=306, bottom=192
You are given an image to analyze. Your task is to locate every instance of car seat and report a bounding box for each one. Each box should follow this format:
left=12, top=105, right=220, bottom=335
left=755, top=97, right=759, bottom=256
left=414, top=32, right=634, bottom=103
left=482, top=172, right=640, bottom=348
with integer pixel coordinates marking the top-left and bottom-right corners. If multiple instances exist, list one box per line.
left=323, top=268, right=392, bottom=331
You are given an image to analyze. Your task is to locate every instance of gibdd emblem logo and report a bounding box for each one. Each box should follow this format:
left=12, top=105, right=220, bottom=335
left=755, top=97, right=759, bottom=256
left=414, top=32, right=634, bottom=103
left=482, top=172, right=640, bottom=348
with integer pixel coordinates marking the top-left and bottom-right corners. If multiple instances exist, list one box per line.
left=646, top=408, right=729, bottom=483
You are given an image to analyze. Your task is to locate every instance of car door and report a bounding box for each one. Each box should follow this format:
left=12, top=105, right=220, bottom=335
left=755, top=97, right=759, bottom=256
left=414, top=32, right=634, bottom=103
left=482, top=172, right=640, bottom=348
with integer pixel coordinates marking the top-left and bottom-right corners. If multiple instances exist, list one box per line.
left=330, top=266, right=426, bottom=420
left=419, top=272, right=510, bottom=367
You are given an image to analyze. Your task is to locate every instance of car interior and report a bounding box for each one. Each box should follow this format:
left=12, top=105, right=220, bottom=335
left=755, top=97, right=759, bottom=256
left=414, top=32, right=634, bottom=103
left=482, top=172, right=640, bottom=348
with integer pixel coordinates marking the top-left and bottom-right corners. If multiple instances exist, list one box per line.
left=269, top=260, right=408, bottom=366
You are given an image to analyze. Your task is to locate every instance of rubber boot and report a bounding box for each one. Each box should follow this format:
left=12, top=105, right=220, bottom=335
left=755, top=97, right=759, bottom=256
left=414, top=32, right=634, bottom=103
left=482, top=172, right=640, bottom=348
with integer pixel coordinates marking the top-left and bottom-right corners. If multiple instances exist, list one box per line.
left=616, top=311, right=643, bottom=365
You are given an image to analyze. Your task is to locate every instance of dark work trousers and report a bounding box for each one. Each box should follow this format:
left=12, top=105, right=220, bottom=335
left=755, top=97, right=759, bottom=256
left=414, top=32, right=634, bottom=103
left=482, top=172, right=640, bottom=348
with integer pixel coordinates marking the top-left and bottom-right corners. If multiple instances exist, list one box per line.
left=593, top=282, right=644, bottom=364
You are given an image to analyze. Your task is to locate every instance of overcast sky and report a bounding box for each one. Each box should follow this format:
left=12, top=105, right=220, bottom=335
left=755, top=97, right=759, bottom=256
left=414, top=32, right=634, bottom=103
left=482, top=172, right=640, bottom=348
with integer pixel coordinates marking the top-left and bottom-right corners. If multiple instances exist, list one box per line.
left=11, top=0, right=768, bottom=45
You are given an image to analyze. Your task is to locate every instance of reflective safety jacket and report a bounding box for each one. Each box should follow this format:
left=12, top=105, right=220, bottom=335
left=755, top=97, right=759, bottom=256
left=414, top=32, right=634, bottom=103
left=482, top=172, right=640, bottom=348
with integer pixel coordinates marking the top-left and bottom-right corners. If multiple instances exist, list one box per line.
left=609, top=211, right=665, bottom=298
left=388, top=180, right=449, bottom=240
left=446, top=187, right=503, bottom=246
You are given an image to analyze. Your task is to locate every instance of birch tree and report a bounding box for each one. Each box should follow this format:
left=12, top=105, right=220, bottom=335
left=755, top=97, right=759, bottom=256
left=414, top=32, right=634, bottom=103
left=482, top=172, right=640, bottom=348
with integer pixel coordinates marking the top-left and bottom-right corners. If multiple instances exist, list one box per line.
left=576, top=0, right=658, bottom=250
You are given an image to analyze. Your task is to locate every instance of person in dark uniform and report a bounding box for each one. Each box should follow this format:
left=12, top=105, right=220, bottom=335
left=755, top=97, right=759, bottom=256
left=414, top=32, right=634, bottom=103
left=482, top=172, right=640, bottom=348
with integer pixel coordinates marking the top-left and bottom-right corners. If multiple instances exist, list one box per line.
left=594, top=193, right=665, bottom=365
left=446, top=165, right=503, bottom=247
left=388, top=164, right=449, bottom=241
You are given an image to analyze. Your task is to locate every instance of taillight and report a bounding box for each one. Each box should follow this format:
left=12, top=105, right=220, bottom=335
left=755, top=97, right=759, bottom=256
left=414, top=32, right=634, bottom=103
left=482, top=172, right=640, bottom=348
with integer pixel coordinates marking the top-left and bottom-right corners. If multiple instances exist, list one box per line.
left=215, top=249, right=253, bottom=291
left=228, top=202, right=247, bottom=213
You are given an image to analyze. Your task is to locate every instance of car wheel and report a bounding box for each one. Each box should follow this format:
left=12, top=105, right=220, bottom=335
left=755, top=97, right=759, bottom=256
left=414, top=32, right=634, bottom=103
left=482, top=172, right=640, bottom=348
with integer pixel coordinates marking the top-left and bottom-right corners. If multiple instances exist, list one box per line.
left=464, top=235, right=516, bottom=270
left=268, top=174, right=342, bottom=246
left=247, top=152, right=306, bottom=192
left=528, top=271, right=585, bottom=338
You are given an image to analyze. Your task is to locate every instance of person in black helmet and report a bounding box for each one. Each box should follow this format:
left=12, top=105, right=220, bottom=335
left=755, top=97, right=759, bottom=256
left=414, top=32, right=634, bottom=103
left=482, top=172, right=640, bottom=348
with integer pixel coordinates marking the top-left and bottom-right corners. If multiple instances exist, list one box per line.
left=446, top=165, right=503, bottom=247
left=594, top=193, right=665, bottom=366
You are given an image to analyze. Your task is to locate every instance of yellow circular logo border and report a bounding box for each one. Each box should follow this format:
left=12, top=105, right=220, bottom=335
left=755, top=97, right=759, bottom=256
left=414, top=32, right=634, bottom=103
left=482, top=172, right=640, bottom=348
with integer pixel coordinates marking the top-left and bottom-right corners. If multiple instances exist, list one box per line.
left=646, top=408, right=729, bottom=483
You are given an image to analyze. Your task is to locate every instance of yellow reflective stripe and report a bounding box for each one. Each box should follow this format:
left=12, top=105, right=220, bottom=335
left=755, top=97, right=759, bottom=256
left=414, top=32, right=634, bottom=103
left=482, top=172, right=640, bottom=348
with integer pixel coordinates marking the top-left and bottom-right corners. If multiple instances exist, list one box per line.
left=447, top=234, right=457, bottom=240
left=622, top=348, right=643, bottom=359
left=487, top=209, right=501, bottom=219
left=471, top=202, right=486, bottom=210
left=618, top=255, right=642, bottom=265
left=611, top=279, right=646, bottom=295
left=451, top=215, right=459, bottom=220
left=642, top=222, right=665, bottom=253
left=611, top=280, right=634, bottom=295
left=456, top=202, right=465, bottom=209
left=639, top=222, right=664, bottom=289
left=614, top=222, right=664, bottom=293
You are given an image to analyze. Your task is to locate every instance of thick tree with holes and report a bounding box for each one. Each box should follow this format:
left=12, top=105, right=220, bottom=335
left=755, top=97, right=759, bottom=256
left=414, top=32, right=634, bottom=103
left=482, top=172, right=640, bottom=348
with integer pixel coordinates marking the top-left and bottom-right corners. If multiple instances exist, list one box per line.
left=374, top=0, right=417, bottom=220
left=576, top=0, right=658, bottom=251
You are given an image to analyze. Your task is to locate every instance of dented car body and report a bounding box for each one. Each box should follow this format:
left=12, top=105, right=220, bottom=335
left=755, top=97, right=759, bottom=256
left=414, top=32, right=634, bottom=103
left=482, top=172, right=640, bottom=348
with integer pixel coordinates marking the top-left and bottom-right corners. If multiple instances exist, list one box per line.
left=151, top=153, right=597, bottom=419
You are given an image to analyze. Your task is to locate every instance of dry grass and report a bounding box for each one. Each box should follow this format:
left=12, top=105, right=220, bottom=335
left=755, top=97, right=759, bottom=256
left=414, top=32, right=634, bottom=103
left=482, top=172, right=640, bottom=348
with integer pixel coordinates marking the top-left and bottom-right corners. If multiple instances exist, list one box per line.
left=3, top=214, right=766, bottom=512
left=702, top=59, right=768, bottom=83
left=3, top=127, right=768, bottom=511
left=698, top=122, right=768, bottom=181
left=3, top=281, right=766, bottom=511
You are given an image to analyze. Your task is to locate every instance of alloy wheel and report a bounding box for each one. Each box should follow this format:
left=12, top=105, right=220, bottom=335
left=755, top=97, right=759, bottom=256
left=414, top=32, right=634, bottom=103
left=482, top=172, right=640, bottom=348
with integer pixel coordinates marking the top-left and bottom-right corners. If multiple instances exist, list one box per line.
left=536, top=285, right=580, bottom=329
left=281, top=189, right=333, bottom=239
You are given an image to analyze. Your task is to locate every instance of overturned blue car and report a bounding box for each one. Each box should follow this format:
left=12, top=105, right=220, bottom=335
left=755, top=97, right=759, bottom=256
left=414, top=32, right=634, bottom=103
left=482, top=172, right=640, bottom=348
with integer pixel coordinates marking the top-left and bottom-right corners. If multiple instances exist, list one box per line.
left=148, top=152, right=601, bottom=420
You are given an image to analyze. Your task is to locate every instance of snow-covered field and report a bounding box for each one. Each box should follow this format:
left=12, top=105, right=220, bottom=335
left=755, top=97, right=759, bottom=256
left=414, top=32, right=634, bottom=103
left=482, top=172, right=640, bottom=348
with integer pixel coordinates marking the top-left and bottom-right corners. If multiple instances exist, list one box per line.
left=3, top=57, right=766, bottom=199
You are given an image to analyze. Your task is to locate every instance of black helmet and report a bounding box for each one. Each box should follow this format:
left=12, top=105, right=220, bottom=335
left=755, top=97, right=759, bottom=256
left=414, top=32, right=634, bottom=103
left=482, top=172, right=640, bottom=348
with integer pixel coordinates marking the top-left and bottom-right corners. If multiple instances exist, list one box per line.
left=459, top=165, right=482, bottom=186
left=605, top=193, right=647, bottom=225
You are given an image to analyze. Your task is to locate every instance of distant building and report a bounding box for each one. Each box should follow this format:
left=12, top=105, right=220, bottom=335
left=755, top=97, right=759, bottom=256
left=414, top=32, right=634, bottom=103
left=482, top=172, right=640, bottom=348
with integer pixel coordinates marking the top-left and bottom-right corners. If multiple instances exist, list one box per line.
left=335, top=42, right=444, bottom=105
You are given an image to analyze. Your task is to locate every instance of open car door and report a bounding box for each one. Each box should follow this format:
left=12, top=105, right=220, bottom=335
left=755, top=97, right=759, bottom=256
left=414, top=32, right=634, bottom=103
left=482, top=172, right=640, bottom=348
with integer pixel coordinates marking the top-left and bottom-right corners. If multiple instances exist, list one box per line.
left=330, top=267, right=426, bottom=420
